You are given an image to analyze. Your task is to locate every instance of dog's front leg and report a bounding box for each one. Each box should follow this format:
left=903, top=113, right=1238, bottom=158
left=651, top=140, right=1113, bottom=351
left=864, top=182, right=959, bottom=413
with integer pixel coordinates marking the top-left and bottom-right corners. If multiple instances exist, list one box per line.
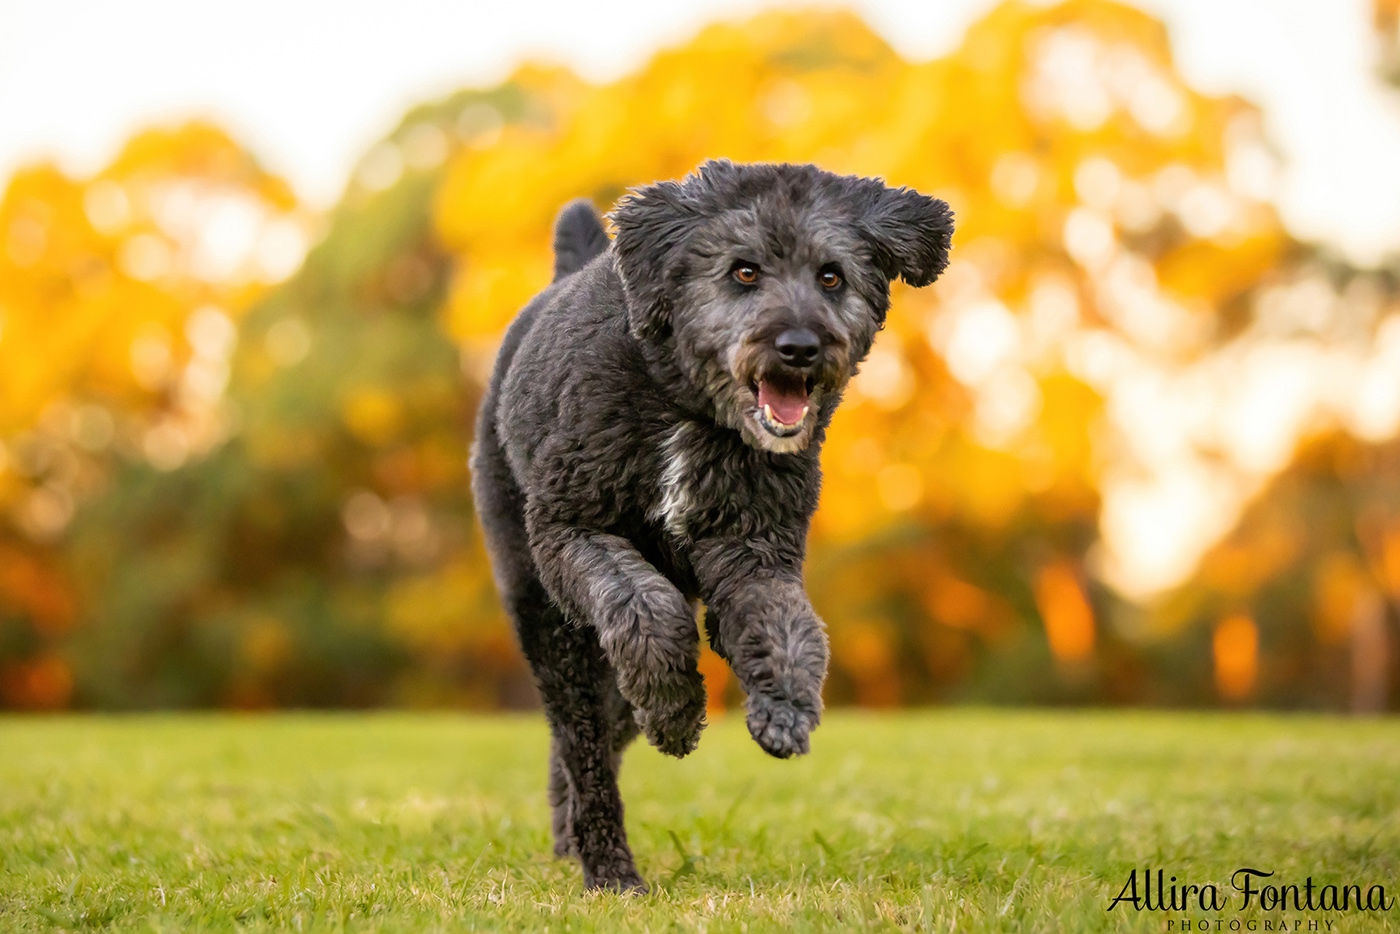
left=694, top=540, right=829, bottom=759
left=530, top=522, right=707, bottom=757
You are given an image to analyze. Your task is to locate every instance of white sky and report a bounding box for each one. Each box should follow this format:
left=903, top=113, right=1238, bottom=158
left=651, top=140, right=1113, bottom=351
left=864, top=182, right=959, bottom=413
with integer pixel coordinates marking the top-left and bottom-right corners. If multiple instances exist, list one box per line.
left=1, top=0, right=1399, bottom=263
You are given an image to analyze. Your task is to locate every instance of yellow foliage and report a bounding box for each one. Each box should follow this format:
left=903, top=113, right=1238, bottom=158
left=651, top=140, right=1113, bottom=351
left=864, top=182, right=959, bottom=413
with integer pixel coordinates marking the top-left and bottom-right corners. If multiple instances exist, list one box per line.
left=1, top=1, right=1353, bottom=709
left=242, top=617, right=295, bottom=672
left=0, top=121, right=306, bottom=468
left=427, top=0, right=1284, bottom=567
left=385, top=557, right=513, bottom=657
left=420, top=1, right=1305, bottom=704
left=341, top=386, right=404, bottom=446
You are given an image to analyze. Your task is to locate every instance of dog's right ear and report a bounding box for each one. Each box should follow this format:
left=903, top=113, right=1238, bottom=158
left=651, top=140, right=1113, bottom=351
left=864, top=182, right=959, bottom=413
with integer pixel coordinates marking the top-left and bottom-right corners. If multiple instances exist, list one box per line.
left=609, top=180, right=699, bottom=341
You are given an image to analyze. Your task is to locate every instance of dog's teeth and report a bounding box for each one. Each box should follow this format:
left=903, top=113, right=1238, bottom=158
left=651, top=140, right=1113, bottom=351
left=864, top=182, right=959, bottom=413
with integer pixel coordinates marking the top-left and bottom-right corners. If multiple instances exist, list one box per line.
left=761, top=402, right=808, bottom=429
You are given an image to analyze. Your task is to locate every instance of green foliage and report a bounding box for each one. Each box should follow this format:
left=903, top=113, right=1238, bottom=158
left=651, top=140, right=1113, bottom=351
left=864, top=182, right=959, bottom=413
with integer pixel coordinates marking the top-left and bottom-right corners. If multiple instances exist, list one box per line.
left=54, top=98, right=530, bottom=709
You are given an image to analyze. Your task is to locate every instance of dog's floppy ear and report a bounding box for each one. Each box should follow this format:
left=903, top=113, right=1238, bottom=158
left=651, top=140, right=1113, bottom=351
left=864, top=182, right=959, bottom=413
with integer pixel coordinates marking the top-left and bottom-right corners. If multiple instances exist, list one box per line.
left=609, top=180, right=700, bottom=341
left=858, top=184, right=954, bottom=288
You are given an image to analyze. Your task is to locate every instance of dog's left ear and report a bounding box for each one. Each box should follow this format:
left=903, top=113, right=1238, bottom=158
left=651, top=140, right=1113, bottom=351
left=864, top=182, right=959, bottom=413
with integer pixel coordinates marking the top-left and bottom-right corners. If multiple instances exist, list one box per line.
left=610, top=180, right=699, bottom=341
left=859, top=185, right=954, bottom=288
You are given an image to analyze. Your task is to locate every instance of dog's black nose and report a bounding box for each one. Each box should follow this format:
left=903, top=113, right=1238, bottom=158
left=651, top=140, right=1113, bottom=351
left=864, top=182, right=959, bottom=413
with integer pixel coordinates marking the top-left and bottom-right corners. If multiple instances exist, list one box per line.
left=775, top=328, right=821, bottom=368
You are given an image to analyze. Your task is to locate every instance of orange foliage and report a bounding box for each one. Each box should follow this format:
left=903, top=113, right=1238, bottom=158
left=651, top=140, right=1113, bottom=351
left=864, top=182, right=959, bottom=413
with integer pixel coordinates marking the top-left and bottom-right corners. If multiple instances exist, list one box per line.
left=1376, top=0, right=1400, bottom=84
left=1213, top=613, right=1258, bottom=701
left=0, top=544, right=74, bottom=633
left=1034, top=560, right=1096, bottom=663
left=922, top=566, right=1015, bottom=639
left=1312, top=553, right=1369, bottom=644
left=697, top=646, right=732, bottom=718
left=0, top=654, right=73, bottom=709
left=834, top=619, right=901, bottom=707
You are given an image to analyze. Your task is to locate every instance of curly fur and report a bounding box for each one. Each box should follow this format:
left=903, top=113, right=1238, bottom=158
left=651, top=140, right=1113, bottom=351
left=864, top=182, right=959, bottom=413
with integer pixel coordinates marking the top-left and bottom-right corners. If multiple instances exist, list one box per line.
left=470, top=160, right=953, bottom=892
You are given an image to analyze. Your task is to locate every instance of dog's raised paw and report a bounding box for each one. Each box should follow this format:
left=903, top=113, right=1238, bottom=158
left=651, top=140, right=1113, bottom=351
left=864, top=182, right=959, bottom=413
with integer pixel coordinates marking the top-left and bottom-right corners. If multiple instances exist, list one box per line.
left=633, top=670, right=707, bottom=758
left=746, top=693, right=816, bottom=759
left=635, top=698, right=706, bottom=758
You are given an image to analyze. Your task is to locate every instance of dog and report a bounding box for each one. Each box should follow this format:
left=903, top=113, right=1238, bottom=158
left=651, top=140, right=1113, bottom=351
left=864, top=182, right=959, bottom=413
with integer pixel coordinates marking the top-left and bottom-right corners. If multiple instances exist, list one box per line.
left=470, top=160, right=952, bottom=892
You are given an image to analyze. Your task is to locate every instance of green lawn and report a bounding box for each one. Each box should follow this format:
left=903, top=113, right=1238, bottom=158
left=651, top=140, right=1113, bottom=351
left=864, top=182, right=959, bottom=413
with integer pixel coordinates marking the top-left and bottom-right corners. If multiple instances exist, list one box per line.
left=1, top=710, right=1397, bottom=932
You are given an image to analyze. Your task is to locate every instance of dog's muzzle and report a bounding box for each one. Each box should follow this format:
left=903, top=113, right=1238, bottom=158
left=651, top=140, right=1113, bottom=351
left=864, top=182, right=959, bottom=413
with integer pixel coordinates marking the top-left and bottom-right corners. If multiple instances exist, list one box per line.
left=751, top=327, right=824, bottom=438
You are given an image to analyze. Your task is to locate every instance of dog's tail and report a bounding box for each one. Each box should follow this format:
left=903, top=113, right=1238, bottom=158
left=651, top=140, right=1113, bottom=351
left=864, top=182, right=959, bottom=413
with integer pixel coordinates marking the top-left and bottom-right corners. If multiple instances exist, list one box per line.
left=552, top=199, right=610, bottom=282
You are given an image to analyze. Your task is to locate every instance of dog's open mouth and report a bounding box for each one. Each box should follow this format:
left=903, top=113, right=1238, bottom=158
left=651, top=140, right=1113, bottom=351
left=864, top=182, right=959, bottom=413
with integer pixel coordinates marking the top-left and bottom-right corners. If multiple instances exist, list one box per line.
left=751, top=373, right=813, bottom=438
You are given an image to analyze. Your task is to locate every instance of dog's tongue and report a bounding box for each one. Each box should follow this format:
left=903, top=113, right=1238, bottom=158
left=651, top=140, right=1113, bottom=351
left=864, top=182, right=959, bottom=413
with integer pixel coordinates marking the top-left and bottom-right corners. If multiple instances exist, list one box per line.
left=757, top=378, right=809, bottom=425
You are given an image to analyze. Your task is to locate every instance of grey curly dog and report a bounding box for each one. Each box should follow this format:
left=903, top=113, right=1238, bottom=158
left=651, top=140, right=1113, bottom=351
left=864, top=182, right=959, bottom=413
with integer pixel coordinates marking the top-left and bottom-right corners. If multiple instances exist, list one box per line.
left=470, top=160, right=953, bottom=892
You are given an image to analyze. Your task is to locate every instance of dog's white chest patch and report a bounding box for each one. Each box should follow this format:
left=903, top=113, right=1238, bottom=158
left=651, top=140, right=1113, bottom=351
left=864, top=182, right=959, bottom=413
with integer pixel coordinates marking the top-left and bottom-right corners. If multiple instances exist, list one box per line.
left=651, top=421, right=697, bottom=537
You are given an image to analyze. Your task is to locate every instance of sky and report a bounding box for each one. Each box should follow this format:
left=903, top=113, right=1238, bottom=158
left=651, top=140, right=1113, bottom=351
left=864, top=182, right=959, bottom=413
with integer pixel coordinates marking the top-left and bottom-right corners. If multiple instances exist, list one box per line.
left=2, top=0, right=1400, bottom=265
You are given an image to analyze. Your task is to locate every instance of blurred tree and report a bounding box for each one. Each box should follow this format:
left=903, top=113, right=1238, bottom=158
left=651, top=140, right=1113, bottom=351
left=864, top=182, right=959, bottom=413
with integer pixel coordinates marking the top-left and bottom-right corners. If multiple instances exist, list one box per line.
left=0, top=123, right=299, bottom=435
left=0, top=124, right=305, bottom=707
left=3, top=0, right=1398, bottom=710
left=52, top=91, right=540, bottom=709
left=1161, top=431, right=1400, bottom=711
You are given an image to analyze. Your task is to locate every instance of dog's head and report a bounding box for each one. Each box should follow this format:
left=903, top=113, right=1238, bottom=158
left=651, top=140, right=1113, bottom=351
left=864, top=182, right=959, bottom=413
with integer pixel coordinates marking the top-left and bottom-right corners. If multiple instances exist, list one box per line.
left=610, top=160, right=953, bottom=453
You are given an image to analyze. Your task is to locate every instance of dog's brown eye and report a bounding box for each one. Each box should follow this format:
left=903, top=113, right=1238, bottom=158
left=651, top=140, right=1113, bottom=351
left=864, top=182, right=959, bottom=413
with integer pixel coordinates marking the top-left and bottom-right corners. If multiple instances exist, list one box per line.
left=733, top=265, right=759, bottom=285
left=819, top=270, right=842, bottom=289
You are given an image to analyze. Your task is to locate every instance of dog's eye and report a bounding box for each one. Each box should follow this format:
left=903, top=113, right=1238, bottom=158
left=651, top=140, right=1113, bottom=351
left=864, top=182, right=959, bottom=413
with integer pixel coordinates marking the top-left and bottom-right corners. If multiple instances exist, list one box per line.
left=733, top=264, right=759, bottom=285
left=819, top=270, right=842, bottom=289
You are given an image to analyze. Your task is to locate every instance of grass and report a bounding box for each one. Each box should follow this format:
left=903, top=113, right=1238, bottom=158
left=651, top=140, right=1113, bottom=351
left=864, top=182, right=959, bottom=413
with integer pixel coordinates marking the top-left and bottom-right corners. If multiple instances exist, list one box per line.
left=1, top=710, right=1398, bottom=932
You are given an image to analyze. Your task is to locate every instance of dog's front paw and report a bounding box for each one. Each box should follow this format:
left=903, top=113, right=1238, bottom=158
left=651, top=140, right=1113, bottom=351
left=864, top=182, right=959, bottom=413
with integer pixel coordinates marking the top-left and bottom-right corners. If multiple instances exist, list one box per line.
left=746, top=693, right=818, bottom=759
left=633, top=669, right=707, bottom=758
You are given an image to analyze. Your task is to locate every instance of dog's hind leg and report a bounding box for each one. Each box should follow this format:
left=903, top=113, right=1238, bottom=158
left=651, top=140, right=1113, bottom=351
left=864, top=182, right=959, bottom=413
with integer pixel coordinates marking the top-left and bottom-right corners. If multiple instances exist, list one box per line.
left=546, top=739, right=574, bottom=857
left=503, top=565, right=643, bottom=885
left=523, top=620, right=647, bottom=893
left=546, top=671, right=639, bottom=857
left=472, top=414, right=645, bottom=892
left=545, top=679, right=634, bottom=859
